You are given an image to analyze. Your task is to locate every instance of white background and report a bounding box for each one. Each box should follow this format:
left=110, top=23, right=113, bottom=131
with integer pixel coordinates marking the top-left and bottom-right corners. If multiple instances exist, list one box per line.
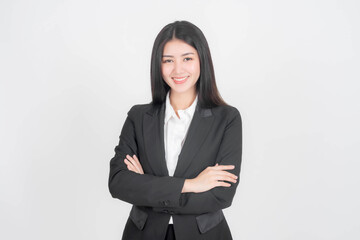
left=1, top=0, right=359, bottom=239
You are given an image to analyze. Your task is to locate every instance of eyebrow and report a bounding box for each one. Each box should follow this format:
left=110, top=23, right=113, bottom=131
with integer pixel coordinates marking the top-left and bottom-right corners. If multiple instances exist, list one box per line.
left=162, top=52, right=195, bottom=58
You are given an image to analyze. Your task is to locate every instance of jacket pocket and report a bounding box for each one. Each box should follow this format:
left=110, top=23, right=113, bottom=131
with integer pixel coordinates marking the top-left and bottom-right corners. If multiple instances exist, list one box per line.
left=195, top=209, right=225, bottom=234
left=129, top=205, right=148, bottom=230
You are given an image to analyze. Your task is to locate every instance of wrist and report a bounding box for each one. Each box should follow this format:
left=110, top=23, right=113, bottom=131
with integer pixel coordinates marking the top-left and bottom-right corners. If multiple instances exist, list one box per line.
left=181, top=179, right=194, bottom=193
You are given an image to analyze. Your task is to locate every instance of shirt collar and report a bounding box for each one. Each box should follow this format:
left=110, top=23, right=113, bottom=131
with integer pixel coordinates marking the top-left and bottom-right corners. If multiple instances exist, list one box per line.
left=165, top=91, right=198, bottom=124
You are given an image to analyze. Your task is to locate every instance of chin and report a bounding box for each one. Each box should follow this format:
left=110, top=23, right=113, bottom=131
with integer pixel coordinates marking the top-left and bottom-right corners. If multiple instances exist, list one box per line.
left=171, top=86, right=196, bottom=94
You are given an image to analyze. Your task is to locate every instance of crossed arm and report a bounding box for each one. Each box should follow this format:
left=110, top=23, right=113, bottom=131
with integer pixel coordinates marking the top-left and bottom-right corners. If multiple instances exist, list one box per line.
left=108, top=106, right=242, bottom=215
left=124, top=155, right=237, bottom=194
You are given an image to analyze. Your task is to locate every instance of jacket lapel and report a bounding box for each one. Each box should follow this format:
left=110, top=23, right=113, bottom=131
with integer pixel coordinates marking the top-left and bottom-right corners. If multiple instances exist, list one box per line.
left=143, top=101, right=214, bottom=177
left=174, top=103, right=214, bottom=177
left=143, top=102, right=168, bottom=176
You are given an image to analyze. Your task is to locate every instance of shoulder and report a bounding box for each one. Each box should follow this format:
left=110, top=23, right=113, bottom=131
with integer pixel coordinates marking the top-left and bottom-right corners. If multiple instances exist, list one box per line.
left=126, top=103, right=153, bottom=119
left=211, top=104, right=242, bottom=124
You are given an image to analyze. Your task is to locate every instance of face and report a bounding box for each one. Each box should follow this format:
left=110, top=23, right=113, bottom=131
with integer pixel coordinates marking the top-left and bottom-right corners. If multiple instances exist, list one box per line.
left=161, top=38, right=200, bottom=95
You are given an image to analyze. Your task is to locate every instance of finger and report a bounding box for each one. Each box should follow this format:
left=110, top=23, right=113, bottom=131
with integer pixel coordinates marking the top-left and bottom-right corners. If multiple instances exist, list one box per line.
left=214, top=174, right=237, bottom=183
left=213, top=165, right=235, bottom=170
left=126, top=162, right=136, bottom=173
left=216, top=180, right=232, bottom=188
left=133, top=155, right=141, bottom=165
left=217, top=171, right=238, bottom=180
left=125, top=158, right=138, bottom=173
left=124, top=157, right=135, bottom=168
left=124, top=158, right=132, bottom=167
left=133, top=155, right=144, bottom=173
left=126, top=154, right=137, bottom=166
left=126, top=155, right=142, bottom=174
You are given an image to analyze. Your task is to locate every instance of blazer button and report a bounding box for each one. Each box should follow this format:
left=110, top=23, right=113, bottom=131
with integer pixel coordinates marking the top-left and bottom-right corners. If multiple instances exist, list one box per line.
left=162, top=200, right=170, bottom=206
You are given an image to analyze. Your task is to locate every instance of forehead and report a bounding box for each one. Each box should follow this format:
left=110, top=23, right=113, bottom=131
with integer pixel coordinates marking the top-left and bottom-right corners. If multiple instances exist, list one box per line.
left=162, top=39, right=198, bottom=56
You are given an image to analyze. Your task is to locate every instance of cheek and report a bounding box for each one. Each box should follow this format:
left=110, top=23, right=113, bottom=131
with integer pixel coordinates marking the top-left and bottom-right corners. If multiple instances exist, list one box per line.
left=188, top=62, right=201, bottom=76
left=161, top=65, right=172, bottom=78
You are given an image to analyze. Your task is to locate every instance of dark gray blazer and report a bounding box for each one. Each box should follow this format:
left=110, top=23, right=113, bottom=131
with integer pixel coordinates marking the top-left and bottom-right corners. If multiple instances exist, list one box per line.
left=108, top=100, right=242, bottom=240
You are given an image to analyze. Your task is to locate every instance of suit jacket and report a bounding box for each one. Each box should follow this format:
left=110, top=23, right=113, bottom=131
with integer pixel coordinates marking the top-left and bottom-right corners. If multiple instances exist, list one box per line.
left=108, top=100, right=242, bottom=240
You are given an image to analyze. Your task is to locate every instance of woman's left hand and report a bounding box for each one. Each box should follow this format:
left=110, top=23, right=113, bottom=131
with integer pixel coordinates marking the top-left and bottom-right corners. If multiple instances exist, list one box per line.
left=124, top=154, right=144, bottom=174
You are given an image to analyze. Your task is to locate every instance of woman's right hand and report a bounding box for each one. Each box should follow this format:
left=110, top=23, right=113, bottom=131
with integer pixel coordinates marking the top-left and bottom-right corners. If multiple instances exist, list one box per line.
left=182, top=163, right=238, bottom=193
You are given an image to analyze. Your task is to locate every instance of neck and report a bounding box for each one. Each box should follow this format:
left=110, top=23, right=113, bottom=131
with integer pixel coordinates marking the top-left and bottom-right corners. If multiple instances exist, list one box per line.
left=169, top=90, right=197, bottom=111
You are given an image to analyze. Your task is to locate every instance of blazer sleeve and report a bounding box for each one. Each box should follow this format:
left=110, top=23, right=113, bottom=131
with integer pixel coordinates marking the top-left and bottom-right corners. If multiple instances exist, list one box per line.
left=152, top=107, right=242, bottom=215
left=108, top=105, right=186, bottom=208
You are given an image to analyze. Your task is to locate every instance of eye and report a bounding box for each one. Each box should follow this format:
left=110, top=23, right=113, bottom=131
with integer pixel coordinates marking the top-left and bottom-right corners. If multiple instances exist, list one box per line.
left=184, top=57, right=193, bottom=62
left=162, top=59, right=173, bottom=63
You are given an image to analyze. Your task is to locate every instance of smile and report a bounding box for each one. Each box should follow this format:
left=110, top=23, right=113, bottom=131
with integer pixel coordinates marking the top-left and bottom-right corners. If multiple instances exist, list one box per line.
left=172, top=76, right=189, bottom=84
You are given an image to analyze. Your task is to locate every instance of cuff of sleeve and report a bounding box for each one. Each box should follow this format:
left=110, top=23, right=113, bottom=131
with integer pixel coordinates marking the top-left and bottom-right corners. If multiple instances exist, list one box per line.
left=156, top=177, right=186, bottom=209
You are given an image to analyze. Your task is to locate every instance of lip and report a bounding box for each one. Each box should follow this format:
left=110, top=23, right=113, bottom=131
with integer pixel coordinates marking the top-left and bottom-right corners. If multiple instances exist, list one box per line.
left=172, top=76, right=189, bottom=84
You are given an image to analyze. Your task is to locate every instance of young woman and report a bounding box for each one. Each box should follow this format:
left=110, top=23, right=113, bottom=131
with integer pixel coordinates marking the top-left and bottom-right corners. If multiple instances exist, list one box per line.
left=109, top=20, right=242, bottom=240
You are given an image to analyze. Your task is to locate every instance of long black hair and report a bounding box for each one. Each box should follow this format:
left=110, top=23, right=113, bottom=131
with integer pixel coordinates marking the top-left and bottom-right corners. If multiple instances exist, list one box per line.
left=150, top=20, right=228, bottom=108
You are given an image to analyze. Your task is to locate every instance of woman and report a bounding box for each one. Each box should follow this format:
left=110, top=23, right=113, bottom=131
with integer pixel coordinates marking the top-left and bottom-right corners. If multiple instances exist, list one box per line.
left=108, top=20, right=242, bottom=240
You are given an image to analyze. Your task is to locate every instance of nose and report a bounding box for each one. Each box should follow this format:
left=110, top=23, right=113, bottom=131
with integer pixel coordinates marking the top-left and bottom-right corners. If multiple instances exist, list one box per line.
left=173, top=60, right=183, bottom=74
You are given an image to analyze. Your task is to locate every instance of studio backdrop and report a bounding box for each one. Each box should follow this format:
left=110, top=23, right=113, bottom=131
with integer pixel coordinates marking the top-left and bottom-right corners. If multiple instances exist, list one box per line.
left=1, top=0, right=359, bottom=239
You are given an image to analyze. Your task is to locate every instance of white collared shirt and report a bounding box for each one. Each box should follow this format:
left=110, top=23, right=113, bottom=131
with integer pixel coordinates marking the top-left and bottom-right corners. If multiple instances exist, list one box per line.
left=164, top=91, right=198, bottom=224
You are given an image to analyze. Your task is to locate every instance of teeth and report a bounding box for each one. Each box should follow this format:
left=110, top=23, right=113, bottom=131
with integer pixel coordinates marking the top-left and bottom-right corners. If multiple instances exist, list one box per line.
left=173, top=76, right=188, bottom=81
